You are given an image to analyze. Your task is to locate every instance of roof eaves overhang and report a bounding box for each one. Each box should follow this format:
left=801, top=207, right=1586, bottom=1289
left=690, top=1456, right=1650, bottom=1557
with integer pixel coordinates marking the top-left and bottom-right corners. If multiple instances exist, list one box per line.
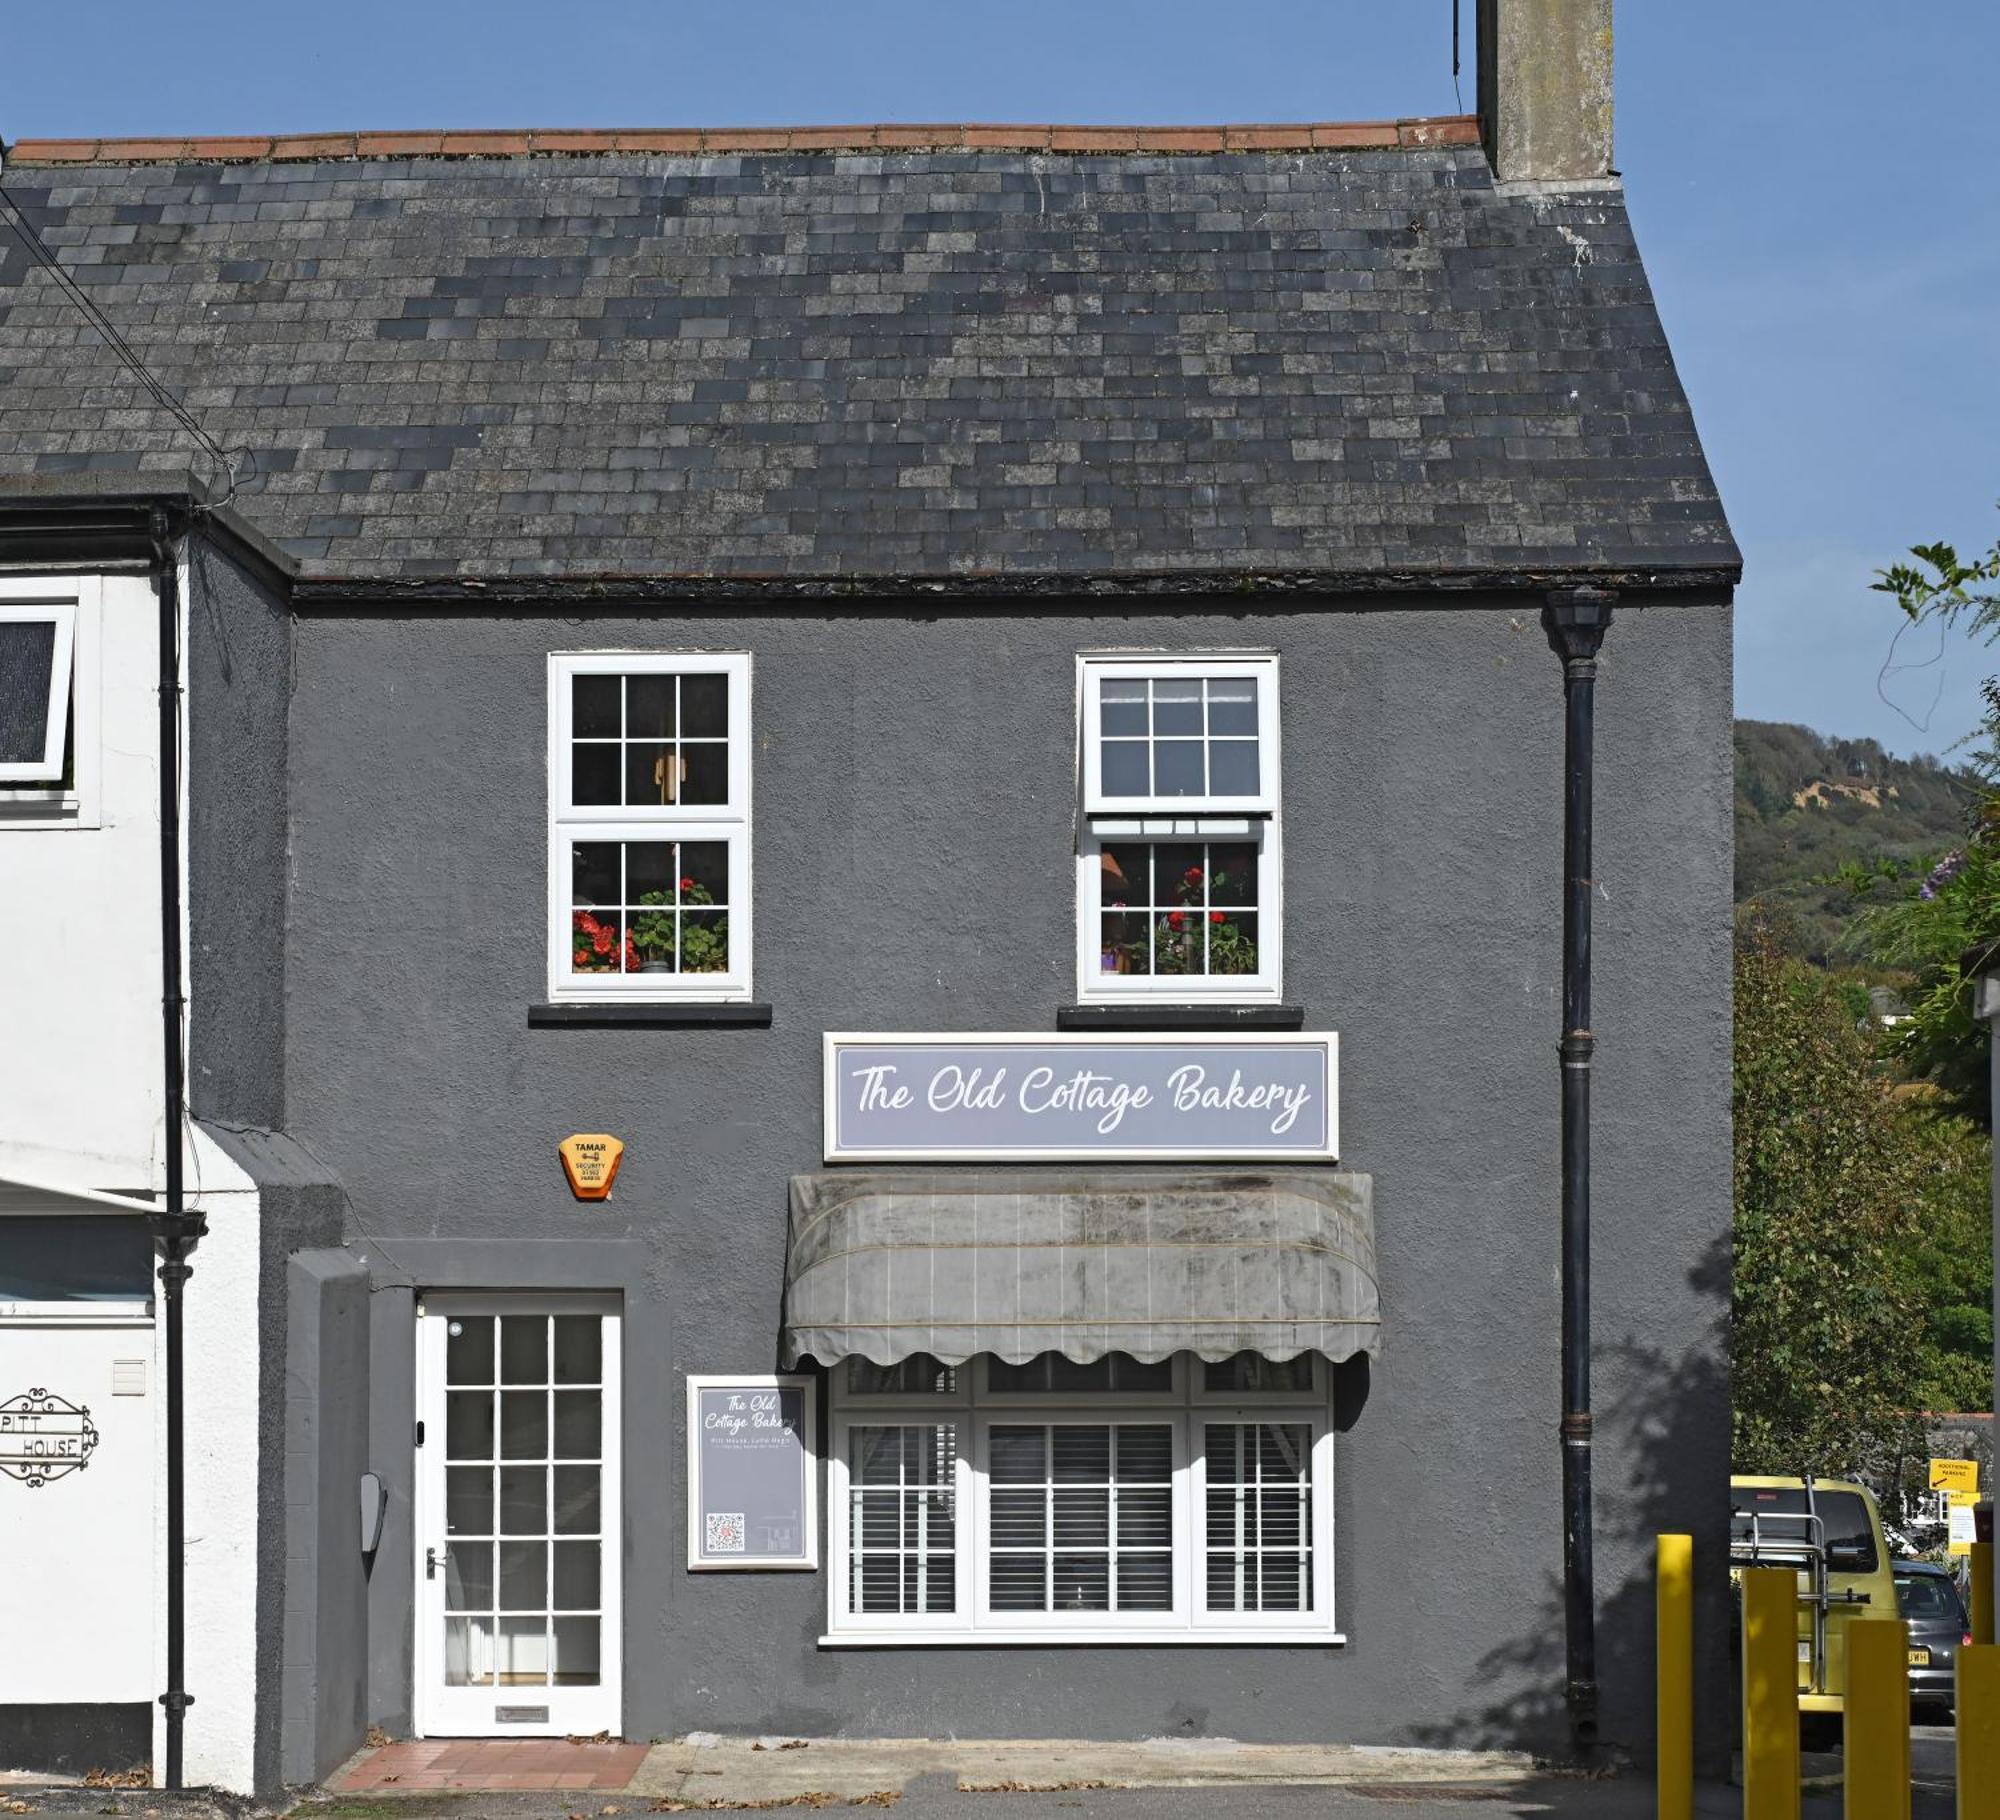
left=0, top=483, right=1740, bottom=607
left=0, top=478, right=300, bottom=590
left=288, top=559, right=1741, bottom=609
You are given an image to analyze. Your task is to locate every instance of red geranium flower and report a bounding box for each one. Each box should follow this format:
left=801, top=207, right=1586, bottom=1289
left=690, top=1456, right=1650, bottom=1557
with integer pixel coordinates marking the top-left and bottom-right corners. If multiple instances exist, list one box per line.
left=1166, top=911, right=1185, bottom=929
left=1184, top=866, right=1203, bottom=882
left=1210, top=911, right=1226, bottom=924
left=592, top=927, right=614, bottom=956
left=680, top=876, right=695, bottom=890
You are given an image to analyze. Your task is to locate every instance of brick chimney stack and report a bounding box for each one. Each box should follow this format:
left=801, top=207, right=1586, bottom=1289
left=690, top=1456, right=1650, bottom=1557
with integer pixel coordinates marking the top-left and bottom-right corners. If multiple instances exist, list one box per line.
left=1476, top=0, right=1614, bottom=184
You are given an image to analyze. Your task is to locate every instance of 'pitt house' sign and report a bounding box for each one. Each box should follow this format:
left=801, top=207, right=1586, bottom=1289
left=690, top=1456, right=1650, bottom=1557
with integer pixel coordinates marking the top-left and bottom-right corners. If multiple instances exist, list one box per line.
left=823, top=1033, right=1338, bottom=1163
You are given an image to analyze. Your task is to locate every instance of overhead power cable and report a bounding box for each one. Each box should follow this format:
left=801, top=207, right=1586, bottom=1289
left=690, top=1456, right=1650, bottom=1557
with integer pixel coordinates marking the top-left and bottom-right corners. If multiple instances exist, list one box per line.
left=0, top=178, right=247, bottom=508
left=1452, top=1, right=1465, bottom=113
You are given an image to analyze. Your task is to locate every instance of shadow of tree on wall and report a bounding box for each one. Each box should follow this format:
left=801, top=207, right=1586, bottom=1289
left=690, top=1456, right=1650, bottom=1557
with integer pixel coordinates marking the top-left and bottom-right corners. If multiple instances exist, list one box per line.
left=1404, top=1234, right=1732, bottom=1770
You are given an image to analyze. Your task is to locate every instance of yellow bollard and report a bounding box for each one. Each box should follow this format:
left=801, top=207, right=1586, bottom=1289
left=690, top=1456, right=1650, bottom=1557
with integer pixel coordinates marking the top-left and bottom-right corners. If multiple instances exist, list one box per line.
left=1962, top=1644, right=2000, bottom=1820
left=1974, top=1542, right=1995, bottom=1649
left=1844, top=1618, right=1910, bottom=1820
left=1658, top=1534, right=1693, bottom=1820
left=1743, top=1566, right=1801, bottom=1820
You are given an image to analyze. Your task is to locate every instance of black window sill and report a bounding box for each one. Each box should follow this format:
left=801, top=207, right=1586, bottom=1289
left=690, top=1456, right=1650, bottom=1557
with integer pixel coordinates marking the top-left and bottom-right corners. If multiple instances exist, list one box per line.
left=528, top=1002, right=773, bottom=1028
left=1056, top=1003, right=1306, bottom=1032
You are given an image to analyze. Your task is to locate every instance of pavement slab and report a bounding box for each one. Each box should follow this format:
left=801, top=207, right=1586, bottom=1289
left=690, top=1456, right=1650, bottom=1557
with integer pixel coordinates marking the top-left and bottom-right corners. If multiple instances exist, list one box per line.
left=329, top=1741, right=649, bottom=1794
left=628, top=1737, right=1538, bottom=1807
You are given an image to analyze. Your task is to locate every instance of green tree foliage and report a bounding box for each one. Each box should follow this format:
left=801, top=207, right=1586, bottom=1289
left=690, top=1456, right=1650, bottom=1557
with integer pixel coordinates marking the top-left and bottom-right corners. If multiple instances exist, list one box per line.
left=1854, top=511, right=2000, bottom=1122
left=1733, top=925, right=1992, bottom=1470
left=1856, top=779, right=2000, bottom=1124
left=1874, top=521, right=2000, bottom=643
left=1890, top=1107, right=1995, bottom=1415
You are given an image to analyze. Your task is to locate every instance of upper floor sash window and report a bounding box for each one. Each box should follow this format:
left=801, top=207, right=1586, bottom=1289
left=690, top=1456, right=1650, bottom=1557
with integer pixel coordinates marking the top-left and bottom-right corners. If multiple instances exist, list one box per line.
left=546, top=654, right=752, bottom=1002
left=1076, top=654, right=1282, bottom=1003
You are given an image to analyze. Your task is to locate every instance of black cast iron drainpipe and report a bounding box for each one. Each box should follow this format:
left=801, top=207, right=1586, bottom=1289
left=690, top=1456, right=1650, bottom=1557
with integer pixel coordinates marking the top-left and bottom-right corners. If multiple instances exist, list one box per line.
left=146, top=506, right=204, bottom=1790
left=1544, top=585, right=1614, bottom=1754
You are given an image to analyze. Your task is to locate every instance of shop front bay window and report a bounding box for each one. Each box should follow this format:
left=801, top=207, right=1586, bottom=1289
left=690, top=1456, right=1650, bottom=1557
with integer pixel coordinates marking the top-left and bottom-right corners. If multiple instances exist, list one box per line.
left=826, top=1351, right=1338, bottom=1644
left=547, top=654, right=751, bottom=1000
left=1077, top=655, right=1282, bottom=1002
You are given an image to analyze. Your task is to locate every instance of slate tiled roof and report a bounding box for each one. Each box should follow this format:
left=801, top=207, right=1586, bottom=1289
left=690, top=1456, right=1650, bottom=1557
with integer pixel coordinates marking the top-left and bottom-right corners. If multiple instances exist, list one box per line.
left=0, top=134, right=1737, bottom=588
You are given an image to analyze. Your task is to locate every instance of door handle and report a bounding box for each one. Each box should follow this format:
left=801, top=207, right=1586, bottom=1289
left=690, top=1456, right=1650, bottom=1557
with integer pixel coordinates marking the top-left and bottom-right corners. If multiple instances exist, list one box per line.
left=426, top=1545, right=449, bottom=1580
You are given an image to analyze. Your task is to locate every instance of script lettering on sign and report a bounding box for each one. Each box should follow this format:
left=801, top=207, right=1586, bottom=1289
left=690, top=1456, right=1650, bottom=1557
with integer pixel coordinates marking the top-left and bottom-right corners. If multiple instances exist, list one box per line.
left=0, top=1388, right=99, bottom=1489
left=825, top=1033, right=1338, bottom=1162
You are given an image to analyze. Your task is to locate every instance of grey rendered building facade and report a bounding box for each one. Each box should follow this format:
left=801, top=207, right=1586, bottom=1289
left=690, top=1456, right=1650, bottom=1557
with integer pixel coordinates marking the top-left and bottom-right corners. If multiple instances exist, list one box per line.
left=0, top=17, right=1738, bottom=1789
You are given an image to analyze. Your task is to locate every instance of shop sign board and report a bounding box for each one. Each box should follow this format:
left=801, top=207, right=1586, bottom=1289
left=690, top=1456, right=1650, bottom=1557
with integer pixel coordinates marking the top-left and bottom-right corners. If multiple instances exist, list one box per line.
left=823, top=1032, right=1338, bottom=1162
left=685, top=1374, right=818, bottom=1570
left=1931, top=1457, right=1979, bottom=1495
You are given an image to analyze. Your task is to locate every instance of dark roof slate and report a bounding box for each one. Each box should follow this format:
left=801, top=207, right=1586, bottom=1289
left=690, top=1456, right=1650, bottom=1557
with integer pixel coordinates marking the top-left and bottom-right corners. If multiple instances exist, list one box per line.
left=0, top=147, right=1737, bottom=586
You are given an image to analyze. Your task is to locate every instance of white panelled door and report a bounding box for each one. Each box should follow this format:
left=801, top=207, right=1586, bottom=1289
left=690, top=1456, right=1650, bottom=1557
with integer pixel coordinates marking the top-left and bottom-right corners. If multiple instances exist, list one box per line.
left=414, top=1296, right=621, bottom=1737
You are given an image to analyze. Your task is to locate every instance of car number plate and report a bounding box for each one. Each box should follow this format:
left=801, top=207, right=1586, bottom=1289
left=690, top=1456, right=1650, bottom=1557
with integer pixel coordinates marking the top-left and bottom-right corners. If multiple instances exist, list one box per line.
left=1909, top=1648, right=1931, bottom=1666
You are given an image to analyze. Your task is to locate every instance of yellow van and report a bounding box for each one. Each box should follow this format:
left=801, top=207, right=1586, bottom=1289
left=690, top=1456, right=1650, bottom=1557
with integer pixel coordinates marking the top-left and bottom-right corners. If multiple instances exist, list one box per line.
left=1730, top=1475, right=1899, bottom=1737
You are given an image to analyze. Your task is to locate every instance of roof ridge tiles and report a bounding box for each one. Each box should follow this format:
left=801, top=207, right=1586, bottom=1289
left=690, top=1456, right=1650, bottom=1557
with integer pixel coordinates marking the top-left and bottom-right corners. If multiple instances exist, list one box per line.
left=3, top=116, right=1480, bottom=166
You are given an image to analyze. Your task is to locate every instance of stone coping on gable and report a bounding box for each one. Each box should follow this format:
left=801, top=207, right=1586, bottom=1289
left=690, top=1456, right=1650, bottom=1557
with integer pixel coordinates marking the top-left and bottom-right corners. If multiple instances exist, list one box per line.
left=5, top=116, right=1480, bottom=165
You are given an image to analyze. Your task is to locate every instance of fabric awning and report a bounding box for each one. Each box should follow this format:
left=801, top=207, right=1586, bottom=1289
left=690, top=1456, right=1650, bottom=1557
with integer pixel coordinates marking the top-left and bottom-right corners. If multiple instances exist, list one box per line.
left=782, top=1170, right=1378, bottom=1370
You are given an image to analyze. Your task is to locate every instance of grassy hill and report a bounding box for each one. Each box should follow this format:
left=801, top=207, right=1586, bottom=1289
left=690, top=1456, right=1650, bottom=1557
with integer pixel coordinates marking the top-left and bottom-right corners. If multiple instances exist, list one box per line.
left=1735, top=720, right=1977, bottom=965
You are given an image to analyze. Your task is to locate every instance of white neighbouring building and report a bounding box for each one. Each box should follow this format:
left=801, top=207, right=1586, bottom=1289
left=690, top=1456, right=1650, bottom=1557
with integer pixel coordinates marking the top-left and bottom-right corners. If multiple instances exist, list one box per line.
left=0, top=560, right=262, bottom=1789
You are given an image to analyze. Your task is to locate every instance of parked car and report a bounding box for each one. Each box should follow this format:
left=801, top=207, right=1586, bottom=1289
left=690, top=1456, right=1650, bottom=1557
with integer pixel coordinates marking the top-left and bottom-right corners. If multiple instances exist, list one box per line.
left=1894, top=1559, right=1971, bottom=1720
left=1730, top=1476, right=1899, bottom=1747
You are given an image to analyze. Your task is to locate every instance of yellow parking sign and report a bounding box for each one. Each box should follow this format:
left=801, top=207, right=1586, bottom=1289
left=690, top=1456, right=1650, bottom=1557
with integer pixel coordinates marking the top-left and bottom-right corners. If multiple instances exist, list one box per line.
left=1931, top=1458, right=1979, bottom=1494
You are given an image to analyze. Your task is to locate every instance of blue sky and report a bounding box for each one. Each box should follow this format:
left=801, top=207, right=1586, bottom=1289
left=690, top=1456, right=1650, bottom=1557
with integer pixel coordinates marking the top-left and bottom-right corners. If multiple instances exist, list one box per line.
left=4, top=1, right=1995, bottom=754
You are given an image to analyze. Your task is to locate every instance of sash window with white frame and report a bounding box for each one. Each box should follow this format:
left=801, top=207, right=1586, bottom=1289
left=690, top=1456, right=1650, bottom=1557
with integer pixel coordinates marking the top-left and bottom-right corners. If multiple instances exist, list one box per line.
left=1076, top=655, right=1282, bottom=1002
left=547, top=654, right=751, bottom=1001
left=826, top=1351, right=1338, bottom=1645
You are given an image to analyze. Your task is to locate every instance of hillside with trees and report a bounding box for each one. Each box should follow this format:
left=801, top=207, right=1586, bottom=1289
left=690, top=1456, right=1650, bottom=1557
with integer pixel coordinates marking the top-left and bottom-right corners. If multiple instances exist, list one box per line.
left=1735, top=720, right=1977, bottom=965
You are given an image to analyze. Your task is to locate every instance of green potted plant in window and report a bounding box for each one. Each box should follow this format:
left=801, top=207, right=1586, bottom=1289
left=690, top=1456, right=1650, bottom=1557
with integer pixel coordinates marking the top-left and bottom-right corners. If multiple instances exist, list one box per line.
left=629, top=892, right=678, bottom=973
left=1206, top=911, right=1258, bottom=976
left=676, top=873, right=728, bottom=974
left=629, top=875, right=730, bottom=975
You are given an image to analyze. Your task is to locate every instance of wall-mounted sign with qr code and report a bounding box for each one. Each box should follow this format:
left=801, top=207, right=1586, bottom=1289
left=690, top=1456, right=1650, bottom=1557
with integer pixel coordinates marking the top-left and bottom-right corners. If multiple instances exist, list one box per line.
left=685, top=1374, right=818, bottom=1571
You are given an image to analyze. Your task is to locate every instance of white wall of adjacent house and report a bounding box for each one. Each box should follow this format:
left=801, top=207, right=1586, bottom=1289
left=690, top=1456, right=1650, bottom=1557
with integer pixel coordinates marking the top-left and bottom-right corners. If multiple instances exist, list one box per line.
left=0, top=572, right=166, bottom=1182
left=0, top=564, right=263, bottom=1793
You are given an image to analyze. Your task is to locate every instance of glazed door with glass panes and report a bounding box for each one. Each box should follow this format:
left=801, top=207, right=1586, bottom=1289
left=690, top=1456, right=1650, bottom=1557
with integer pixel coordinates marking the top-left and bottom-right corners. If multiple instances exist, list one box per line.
left=415, top=1296, right=621, bottom=1736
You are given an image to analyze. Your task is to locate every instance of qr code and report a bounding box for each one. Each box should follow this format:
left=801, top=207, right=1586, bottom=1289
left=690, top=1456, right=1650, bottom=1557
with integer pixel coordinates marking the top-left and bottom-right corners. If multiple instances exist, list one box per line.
left=706, top=1511, right=746, bottom=1553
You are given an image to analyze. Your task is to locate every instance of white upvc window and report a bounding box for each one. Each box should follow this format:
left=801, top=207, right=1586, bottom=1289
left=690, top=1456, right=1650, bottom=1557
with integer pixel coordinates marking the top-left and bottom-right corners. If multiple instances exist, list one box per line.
left=546, top=654, right=752, bottom=1001
left=0, top=590, right=79, bottom=785
left=1075, top=654, right=1282, bottom=1003
left=825, top=1351, right=1339, bottom=1646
